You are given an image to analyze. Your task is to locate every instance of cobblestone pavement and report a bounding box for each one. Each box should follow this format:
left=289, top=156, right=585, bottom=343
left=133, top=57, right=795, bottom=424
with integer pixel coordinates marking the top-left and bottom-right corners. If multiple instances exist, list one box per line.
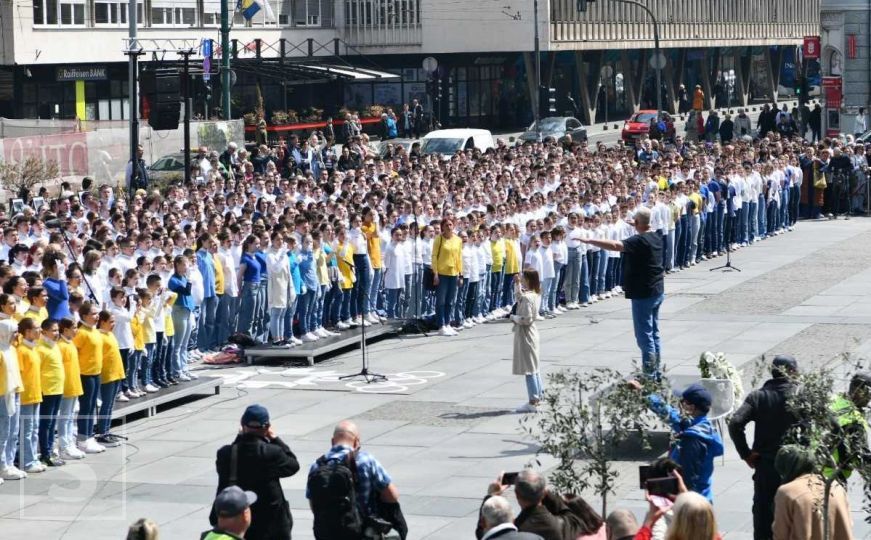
left=1, top=218, right=871, bottom=539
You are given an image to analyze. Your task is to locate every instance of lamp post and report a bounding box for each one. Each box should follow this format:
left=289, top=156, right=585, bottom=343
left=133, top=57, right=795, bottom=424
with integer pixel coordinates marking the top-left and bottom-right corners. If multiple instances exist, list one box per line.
left=533, top=0, right=541, bottom=137
left=609, top=0, right=662, bottom=121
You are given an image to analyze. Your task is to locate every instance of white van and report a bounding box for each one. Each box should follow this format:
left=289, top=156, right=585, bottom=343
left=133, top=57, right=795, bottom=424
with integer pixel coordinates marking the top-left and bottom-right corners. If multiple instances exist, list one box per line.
left=420, top=128, right=495, bottom=156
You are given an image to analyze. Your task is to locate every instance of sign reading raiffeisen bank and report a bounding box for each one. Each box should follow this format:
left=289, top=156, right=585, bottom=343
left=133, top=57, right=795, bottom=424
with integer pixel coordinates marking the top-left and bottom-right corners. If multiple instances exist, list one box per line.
left=56, top=66, right=108, bottom=82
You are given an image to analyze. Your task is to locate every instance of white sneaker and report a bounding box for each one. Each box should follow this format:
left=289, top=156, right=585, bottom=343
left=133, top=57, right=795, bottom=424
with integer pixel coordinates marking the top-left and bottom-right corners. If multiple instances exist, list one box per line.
left=438, top=326, right=451, bottom=336
left=515, top=402, right=539, bottom=413
left=446, top=326, right=459, bottom=336
left=350, top=317, right=361, bottom=327
left=60, top=446, right=86, bottom=460
left=144, top=384, right=160, bottom=393
left=463, top=320, right=474, bottom=329
left=24, top=462, right=46, bottom=474
left=1, top=465, right=27, bottom=480
left=361, top=320, right=372, bottom=327
left=187, top=372, right=199, bottom=380
left=302, top=332, right=319, bottom=342
left=291, top=336, right=303, bottom=345
left=590, top=295, right=599, bottom=303
left=337, top=321, right=351, bottom=330
left=117, top=392, right=130, bottom=402
left=604, top=292, right=612, bottom=299
left=177, top=374, right=192, bottom=382
left=580, top=302, right=589, bottom=307
left=315, top=328, right=330, bottom=338
left=365, top=313, right=379, bottom=324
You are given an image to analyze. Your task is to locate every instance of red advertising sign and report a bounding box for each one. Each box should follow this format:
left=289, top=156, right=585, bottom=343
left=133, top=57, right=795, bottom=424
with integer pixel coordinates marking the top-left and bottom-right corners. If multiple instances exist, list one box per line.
left=848, top=35, right=858, bottom=59
left=2, top=132, right=89, bottom=177
left=803, top=36, right=821, bottom=59
left=822, top=76, right=843, bottom=109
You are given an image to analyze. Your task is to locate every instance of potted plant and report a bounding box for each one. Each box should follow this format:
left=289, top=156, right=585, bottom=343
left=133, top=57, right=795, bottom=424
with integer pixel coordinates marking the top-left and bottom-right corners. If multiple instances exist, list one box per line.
left=271, top=111, right=289, bottom=125
left=286, top=109, right=300, bottom=124
left=242, top=112, right=258, bottom=126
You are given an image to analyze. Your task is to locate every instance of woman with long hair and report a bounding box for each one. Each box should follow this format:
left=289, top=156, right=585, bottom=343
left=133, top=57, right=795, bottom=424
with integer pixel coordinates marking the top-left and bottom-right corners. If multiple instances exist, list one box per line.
left=42, top=249, right=70, bottom=321
left=635, top=487, right=720, bottom=540
left=235, top=235, right=262, bottom=337
left=512, top=269, right=543, bottom=413
left=168, top=255, right=195, bottom=382
left=264, top=231, right=290, bottom=345
left=432, top=217, right=463, bottom=336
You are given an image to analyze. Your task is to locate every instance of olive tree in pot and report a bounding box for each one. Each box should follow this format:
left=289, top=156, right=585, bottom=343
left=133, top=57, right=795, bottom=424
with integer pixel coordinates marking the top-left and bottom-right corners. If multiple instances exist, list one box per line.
left=519, top=367, right=673, bottom=517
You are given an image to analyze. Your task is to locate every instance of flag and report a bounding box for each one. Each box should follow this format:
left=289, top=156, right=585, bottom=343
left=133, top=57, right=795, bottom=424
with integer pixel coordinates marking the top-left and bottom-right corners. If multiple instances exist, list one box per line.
left=238, top=0, right=260, bottom=20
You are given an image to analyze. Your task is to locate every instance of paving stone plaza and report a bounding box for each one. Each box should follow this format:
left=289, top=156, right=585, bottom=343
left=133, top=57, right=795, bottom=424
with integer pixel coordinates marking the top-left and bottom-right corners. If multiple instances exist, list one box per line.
left=2, top=218, right=871, bottom=539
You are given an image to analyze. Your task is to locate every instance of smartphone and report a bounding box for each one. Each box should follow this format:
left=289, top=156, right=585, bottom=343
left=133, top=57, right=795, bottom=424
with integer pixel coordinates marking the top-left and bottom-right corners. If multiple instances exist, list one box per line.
left=502, top=472, right=519, bottom=486
left=646, top=476, right=679, bottom=497
left=638, top=465, right=653, bottom=490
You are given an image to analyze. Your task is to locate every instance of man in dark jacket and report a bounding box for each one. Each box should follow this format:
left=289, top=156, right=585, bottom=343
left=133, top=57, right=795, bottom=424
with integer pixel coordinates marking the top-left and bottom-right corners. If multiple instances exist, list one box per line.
left=719, top=114, right=734, bottom=143
left=212, top=404, right=300, bottom=540
left=480, top=496, right=543, bottom=540
left=728, top=354, right=799, bottom=540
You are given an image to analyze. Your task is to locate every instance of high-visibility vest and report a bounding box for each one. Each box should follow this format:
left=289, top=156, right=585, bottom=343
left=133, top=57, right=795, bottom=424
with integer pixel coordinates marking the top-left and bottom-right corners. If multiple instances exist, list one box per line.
left=822, top=394, right=869, bottom=480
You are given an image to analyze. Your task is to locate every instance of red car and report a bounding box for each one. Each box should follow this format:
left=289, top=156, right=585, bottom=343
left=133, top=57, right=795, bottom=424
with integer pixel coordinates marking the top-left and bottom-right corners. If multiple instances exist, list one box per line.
left=621, top=110, right=675, bottom=142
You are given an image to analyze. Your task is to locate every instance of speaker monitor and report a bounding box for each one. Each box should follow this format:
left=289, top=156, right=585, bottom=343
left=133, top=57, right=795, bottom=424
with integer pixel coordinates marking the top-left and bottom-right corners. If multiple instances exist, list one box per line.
left=149, top=101, right=181, bottom=131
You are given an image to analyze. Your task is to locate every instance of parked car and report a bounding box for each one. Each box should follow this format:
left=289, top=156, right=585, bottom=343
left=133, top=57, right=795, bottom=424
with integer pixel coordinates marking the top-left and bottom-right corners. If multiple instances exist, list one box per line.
left=147, top=153, right=189, bottom=183
left=519, top=116, right=588, bottom=143
left=621, top=110, right=675, bottom=142
left=420, top=129, right=495, bottom=156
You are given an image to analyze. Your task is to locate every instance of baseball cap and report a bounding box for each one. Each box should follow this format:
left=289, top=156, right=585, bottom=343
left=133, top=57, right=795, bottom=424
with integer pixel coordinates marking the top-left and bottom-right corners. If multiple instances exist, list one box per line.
left=851, top=371, right=871, bottom=388
left=214, top=485, right=257, bottom=517
left=241, top=404, right=270, bottom=428
left=680, top=383, right=712, bottom=411
left=772, top=354, right=798, bottom=374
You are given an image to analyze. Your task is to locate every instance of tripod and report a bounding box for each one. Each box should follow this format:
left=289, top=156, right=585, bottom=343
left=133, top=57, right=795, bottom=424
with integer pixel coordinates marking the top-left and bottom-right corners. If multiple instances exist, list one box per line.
left=339, top=295, right=387, bottom=384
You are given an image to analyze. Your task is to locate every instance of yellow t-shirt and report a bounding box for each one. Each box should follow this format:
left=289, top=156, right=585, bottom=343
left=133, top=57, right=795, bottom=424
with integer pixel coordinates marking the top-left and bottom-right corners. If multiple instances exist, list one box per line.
left=37, top=339, right=64, bottom=396
left=131, top=312, right=146, bottom=352
left=432, top=234, right=463, bottom=276
left=362, top=222, right=382, bottom=269
left=73, top=324, right=103, bottom=376
left=688, top=192, right=703, bottom=216
left=164, top=292, right=177, bottom=338
left=504, top=240, right=520, bottom=275
left=58, top=337, right=83, bottom=398
left=490, top=239, right=505, bottom=273
left=315, top=247, right=330, bottom=286
left=214, top=255, right=225, bottom=296
left=336, top=242, right=355, bottom=290
left=100, top=330, right=125, bottom=384
left=22, top=306, right=46, bottom=326
left=17, top=341, right=41, bottom=405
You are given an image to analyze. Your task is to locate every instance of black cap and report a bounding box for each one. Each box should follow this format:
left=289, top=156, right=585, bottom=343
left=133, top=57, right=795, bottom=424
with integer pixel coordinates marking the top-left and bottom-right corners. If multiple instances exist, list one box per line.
left=214, top=486, right=257, bottom=517
left=851, top=371, right=871, bottom=388
left=772, top=354, right=798, bottom=374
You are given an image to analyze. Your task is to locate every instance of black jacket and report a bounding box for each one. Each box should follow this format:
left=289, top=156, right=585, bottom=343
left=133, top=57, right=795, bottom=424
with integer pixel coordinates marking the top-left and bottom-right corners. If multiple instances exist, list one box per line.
left=211, top=432, right=300, bottom=540
left=514, top=504, right=563, bottom=540
left=728, top=377, right=797, bottom=460
left=486, top=528, right=543, bottom=540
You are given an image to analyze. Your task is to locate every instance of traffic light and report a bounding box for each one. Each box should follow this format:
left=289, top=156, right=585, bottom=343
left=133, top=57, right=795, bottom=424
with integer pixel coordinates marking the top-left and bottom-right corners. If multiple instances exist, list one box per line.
left=140, top=68, right=181, bottom=131
left=539, top=86, right=557, bottom=117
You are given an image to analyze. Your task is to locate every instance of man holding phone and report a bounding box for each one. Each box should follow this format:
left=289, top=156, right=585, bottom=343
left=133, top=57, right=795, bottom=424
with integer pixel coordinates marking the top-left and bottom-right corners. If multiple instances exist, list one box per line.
left=629, top=380, right=723, bottom=501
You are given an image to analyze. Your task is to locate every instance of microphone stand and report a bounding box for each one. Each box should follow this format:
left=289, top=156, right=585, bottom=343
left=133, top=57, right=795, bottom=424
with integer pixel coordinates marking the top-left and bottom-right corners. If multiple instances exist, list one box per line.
left=710, top=212, right=741, bottom=273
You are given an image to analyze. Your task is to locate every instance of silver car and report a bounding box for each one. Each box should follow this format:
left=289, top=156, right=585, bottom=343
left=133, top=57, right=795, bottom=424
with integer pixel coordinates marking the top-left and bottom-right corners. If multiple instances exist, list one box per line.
left=519, top=116, right=588, bottom=143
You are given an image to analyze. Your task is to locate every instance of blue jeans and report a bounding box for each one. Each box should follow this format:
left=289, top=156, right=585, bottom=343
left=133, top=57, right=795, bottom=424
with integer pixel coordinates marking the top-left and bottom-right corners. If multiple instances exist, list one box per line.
left=564, top=249, right=581, bottom=304
left=140, top=344, right=155, bottom=386
left=214, top=293, right=232, bottom=348
left=123, top=348, right=139, bottom=391
left=236, top=281, right=260, bottom=336
left=715, top=203, right=725, bottom=253
left=540, top=277, right=554, bottom=313
left=588, top=252, right=599, bottom=295
left=57, top=396, right=77, bottom=452
left=0, top=392, right=20, bottom=468
left=255, top=278, right=269, bottom=342
left=704, top=212, right=715, bottom=254
left=596, top=251, right=608, bottom=294
left=19, top=403, right=39, bottom=468
left=297, top=288, right=316, bottom=334
left=435, top=275, right=459, bottom=328
left=580, top=254, right=590, bottom=303
left=171, top=306, right=193, bottom=377
left=269, top=307, right=287, bottom=341
left=525, top=373, right=544, bottom=402
left=631, top=293, right=665, bottom=375
left=76, top=374, right=100, bottom=440
left=758, top=194, right=767, bottom=237
left=160, top=335, right=174, bottom=381
left=501, top=273, right=517, bottom=308
left=453, top=279, right=469, bottom=323
left=675, top=216, right=686, bottom=267
left=490, top=268, right=504, bottom=311
left=464, top=281, right=479, bottom=319
left=324, top=281, right=340, bottom=326
left=385, top=288, right=402, bottom=318
left=368, top=268, right=383, bottom=315
left=197, top=294, right=218, bottom=350
left=314, top=284, right=327, bottom=329
left=352, top=254, right=371, bottom=317
left=339, top=289, right=352, bottom=321
left=283, top=296, right=299, bottom=338
left=38, top=393, right=62, bottom=458
left=688, top=214, right=700, bottom=262
left=96, top=380, right=120, bottom=436
left=748, top=201, right=758, bottom=241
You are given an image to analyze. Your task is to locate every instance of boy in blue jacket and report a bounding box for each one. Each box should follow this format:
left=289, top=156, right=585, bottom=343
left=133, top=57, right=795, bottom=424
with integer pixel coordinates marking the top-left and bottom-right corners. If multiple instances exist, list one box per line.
left=631, top=381, right=724, bottom=501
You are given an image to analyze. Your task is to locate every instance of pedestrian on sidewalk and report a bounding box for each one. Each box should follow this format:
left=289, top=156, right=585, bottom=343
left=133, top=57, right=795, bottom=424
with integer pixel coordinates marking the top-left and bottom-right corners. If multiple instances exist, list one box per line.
left=728, top=354, right=799, bottom=540
left=511, top=269, right=542, bottom=413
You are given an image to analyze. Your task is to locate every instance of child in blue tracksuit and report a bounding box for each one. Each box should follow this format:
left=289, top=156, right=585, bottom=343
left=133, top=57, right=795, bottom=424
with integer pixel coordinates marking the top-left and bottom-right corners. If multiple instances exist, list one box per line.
left=644, top=382, right=724, bottom=502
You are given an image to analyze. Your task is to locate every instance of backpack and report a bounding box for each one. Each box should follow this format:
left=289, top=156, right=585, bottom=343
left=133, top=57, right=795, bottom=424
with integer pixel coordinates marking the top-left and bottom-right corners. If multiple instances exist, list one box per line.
left=308, top=452, right=364, bottom=540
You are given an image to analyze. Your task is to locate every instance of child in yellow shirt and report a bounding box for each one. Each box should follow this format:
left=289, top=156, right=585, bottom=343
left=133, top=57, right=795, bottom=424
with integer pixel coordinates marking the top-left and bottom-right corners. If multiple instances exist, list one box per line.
left=72, top=302, right=105, bottom=454
left=57, top=318, right=85, bottom=460
left=0, top=308, right=24, bottom=479
left=95, top=310, right=125, bottom=448
left=36, top=319, right=64, bottom=467
left=16, top=317, right=43, bottom=473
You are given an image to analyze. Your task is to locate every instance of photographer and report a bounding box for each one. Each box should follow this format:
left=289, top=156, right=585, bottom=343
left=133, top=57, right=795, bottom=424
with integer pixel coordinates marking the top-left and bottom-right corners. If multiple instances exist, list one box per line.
left=307, top=420, right=406, bottom=540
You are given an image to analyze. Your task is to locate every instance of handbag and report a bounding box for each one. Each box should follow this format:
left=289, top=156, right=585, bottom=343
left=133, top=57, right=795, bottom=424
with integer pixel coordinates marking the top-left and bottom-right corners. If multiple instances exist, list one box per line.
left=813, top=167, right=827, bottom=189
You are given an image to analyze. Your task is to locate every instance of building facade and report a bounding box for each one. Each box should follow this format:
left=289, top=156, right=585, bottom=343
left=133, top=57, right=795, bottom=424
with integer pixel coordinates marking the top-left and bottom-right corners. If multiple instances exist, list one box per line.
left=820, top=0, right=871, bottom=135
left=0, top=0, right=819, bottom=130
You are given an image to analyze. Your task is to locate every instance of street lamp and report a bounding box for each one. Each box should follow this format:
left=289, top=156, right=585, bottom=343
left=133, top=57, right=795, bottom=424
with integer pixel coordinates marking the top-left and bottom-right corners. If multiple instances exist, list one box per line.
left=609, top=0, right=663, bottom=121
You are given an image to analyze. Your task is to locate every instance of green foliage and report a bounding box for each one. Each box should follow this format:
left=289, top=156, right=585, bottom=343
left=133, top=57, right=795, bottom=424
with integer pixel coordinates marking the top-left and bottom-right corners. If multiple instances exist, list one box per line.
left=519, top=367, right=672, bottom=515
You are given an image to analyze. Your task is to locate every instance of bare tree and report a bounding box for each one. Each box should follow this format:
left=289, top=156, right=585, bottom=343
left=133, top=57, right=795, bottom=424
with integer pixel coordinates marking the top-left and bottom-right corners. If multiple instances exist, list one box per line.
left=0, top=156, right=60, bottom=196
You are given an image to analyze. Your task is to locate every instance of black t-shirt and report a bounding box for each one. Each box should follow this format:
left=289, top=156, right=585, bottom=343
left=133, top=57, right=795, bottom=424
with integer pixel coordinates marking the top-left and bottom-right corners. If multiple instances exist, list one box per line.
left=622, top=231, right=664, bottom=299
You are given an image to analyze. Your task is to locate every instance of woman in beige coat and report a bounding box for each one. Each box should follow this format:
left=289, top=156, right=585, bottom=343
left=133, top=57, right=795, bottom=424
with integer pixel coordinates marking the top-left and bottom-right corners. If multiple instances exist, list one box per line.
left=512, top=269, right=542, bottom=413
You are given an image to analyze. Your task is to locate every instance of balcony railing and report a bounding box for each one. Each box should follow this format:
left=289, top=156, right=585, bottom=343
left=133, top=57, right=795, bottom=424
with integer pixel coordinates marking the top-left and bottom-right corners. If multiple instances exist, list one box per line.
left=342, top=0, right=422, bottom=47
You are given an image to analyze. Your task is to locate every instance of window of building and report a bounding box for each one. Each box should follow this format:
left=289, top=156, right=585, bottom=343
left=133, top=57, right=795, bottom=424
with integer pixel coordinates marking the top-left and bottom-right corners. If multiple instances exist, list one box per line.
left=94, top=0, right=144, bottom=25
left=151, top=0, right=196, bottom=27
left=33, top=0, right=85, bottom=26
